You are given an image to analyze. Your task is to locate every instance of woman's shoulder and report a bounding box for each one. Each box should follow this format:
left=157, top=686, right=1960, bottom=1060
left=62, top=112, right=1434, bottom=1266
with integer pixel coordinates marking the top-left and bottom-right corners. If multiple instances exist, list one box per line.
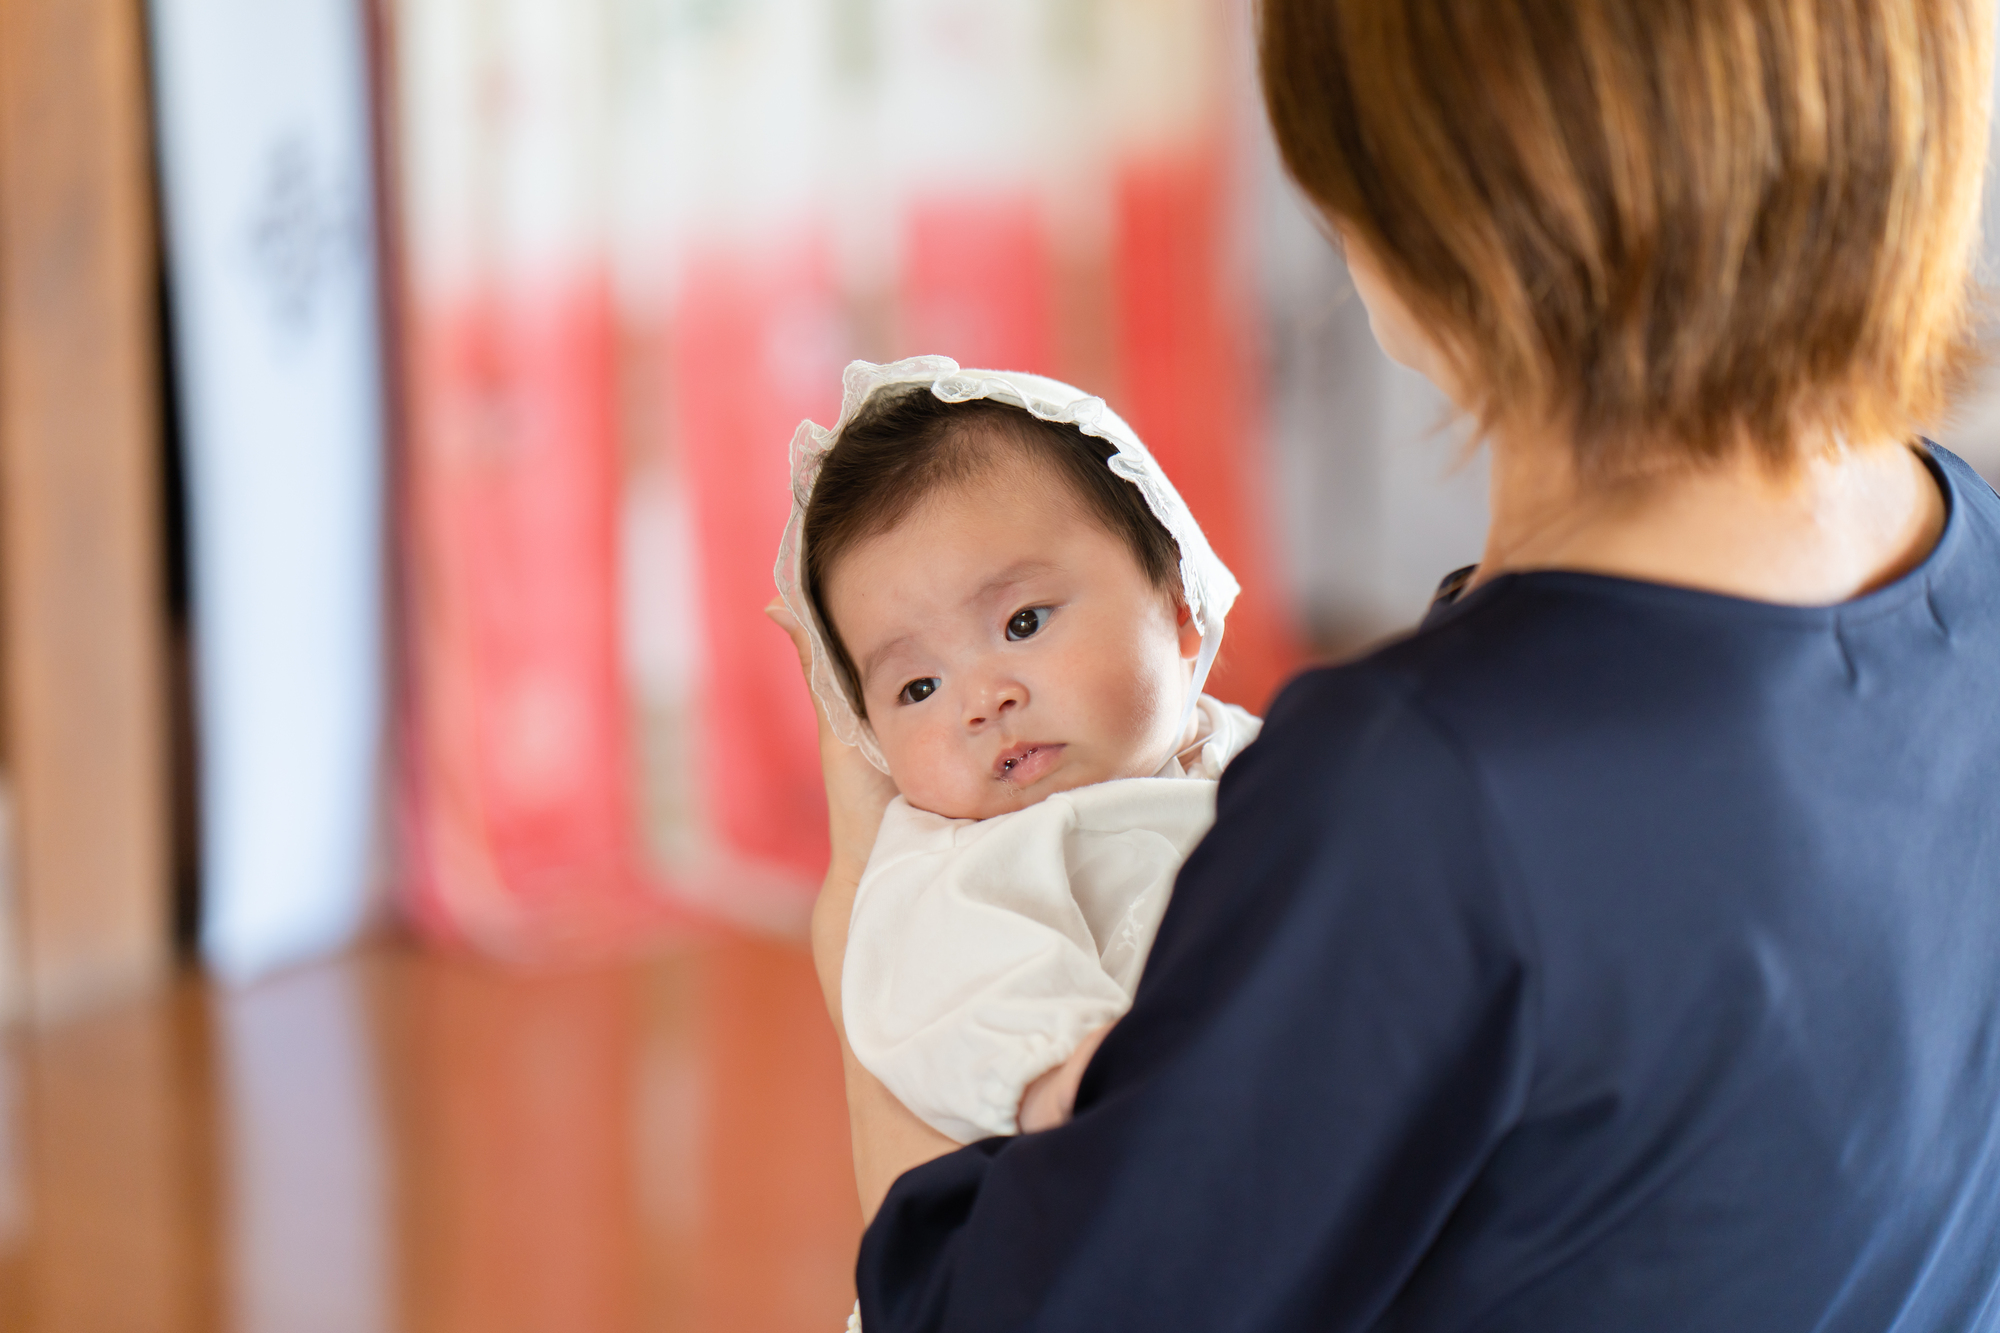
left=1262, top=445, right=2000, bottom=774
left=1210, top=656, right=1490, bottom=858
left=1246, top=642, right=1478, bottom=777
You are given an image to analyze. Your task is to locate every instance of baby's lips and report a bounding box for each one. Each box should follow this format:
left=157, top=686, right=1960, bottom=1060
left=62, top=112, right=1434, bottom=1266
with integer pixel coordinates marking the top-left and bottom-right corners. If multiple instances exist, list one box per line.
left=993, top=742, right=1065, bottom=786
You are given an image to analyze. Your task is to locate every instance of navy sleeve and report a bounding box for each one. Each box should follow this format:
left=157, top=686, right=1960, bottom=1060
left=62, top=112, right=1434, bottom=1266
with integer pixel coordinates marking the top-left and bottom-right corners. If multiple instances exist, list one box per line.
left=856, top=666, right=1541, bottom=1332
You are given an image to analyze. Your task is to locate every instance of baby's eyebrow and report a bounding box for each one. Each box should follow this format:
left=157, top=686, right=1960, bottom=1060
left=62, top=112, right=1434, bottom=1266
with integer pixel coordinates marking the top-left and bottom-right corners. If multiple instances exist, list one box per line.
left=966, top=560, right=1059, bottom=607
left=860, top=633, right=916, bottom=688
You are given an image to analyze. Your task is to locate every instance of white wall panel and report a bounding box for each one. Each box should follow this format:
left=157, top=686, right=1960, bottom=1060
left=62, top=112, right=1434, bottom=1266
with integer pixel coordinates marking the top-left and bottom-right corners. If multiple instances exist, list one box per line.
left=148, top=0, right=385, bottom=980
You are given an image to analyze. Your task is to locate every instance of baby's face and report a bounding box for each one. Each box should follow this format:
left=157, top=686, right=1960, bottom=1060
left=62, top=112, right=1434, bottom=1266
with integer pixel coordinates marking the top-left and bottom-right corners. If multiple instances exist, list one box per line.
left=822, top=450, right=1202, bottom=821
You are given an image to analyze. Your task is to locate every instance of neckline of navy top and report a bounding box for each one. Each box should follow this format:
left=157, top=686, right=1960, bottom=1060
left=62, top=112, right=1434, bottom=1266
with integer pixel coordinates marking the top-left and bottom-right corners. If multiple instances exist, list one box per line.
left=1425, top=443, right=1961, bottom=631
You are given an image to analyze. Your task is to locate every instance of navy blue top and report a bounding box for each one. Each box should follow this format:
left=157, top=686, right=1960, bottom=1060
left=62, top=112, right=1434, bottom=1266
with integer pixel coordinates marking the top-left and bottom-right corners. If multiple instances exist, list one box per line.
left=856, top=445, right=2000, bottom=1332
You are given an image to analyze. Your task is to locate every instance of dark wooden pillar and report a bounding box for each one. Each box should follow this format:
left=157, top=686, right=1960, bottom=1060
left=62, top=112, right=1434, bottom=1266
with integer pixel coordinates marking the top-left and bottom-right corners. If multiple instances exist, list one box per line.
left=0, top=0, right=170, bottom=1021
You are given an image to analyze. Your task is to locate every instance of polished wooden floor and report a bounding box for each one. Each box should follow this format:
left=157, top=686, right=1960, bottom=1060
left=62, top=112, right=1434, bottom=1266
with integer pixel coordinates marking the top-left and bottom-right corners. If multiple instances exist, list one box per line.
left=0, top=932, right=862, bottom=1332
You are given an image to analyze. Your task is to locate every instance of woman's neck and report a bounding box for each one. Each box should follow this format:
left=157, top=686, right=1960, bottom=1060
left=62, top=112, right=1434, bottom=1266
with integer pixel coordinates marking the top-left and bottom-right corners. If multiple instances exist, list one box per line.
left=1475, top=427, right=1947, bottom=605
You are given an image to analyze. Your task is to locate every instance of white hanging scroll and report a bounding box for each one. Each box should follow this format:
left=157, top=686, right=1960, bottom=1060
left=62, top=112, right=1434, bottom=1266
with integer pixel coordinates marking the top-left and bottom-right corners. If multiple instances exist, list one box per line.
left=148, top=0, right=385, bottom=980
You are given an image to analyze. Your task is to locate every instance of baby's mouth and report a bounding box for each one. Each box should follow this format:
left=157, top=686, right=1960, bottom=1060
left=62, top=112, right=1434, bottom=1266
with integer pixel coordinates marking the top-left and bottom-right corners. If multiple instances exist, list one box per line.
left=993, top=742, right=1064, bottom=786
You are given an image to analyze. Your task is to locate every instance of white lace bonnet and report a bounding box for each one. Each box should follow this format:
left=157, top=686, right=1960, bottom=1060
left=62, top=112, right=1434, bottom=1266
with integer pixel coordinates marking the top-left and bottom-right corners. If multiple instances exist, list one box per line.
left=774, top=355, right=1241, bottom=775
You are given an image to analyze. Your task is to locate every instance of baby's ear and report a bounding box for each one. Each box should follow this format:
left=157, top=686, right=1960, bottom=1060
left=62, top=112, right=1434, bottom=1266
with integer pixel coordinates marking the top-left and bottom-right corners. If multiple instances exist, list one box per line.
left=1175, top=601, right=1203, bottom=662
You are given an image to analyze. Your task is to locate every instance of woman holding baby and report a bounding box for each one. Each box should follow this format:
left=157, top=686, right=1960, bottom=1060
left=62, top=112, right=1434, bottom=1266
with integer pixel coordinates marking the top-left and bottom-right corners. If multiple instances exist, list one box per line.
left=773, top=1, right=2000, bottom=1329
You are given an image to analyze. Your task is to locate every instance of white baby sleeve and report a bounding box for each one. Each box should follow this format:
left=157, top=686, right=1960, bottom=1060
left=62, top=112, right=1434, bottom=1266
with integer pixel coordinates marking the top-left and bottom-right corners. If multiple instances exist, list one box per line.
left=843, top=796, right=1135, bottom=1143
left=1058, top=778, right=1219, bottom=992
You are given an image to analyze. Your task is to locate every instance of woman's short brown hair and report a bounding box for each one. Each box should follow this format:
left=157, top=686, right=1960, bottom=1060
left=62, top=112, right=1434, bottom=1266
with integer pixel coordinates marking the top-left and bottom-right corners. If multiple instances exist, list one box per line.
left=1261, top=0, right=1993, bottom=474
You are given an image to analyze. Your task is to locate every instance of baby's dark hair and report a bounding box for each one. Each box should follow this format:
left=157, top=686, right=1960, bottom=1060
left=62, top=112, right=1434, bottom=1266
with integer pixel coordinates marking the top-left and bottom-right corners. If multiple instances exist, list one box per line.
left=803, top=387, right=1184, bottom=717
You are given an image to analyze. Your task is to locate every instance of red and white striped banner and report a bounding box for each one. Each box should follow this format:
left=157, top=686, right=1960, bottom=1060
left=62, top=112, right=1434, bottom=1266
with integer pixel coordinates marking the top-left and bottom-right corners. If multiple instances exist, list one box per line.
left=388, top=0, right=1300, bottom=958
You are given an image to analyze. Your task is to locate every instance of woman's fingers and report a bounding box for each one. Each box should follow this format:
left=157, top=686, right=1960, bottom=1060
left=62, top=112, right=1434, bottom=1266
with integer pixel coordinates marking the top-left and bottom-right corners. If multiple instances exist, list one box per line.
left=763, top=594, right=803, bottom=639
left=765, top=597, right=815, bottom=672
left=766, top=597, right=842, bottom=747
left=1017, top=1064, right=1067, bottom=1134
left=765, top=594, right=898, bottom=884
left=1017, top=1021, right=1117, bottom=1133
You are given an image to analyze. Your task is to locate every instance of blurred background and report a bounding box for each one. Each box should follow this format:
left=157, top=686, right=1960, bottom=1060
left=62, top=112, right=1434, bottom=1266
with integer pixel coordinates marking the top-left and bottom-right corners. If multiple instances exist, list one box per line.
left=0, top=0, right=1997, bottom=1329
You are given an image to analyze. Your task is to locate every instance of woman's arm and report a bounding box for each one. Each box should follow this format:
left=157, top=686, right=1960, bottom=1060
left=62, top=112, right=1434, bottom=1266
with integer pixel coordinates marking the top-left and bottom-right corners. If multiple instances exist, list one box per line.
left=769, top=601, right=959, bottom=1221
left=813, top=869, right=961, bottom=1220
left=853, top=667, right=1535, bottom=1332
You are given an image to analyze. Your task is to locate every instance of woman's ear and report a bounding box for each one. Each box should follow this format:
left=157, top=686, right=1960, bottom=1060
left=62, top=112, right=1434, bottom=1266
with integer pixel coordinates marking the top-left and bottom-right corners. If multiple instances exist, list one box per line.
left=1175, top=602, right=1203, bottom=662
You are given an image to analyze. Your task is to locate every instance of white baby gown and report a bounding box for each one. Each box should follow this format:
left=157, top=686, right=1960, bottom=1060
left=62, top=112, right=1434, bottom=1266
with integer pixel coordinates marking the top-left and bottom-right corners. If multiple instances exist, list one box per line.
left=843, top=694, right=1261, bottom=1143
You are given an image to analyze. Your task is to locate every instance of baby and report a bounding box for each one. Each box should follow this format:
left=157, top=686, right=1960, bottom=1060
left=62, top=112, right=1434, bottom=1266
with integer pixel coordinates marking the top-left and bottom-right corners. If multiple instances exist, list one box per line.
left=776, top=356, right=1260, bottom=1143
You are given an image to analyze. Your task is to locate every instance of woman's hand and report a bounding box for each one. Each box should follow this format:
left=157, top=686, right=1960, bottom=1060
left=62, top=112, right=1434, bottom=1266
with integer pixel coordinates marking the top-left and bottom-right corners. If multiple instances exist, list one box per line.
left=767, top=597, right=957, bottom=1221
left=1018, top=1022, right=1115, bottom=1133
left=765, top=598, right=899, bottom=892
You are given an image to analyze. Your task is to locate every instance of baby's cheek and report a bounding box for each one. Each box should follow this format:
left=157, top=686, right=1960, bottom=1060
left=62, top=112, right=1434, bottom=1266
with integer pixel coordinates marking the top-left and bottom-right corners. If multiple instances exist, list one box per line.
left=1081, top=637, right=1167, bottom=721
left=1079, top=636, right=1182, bottom=761
left=886, top=725, right=985, bottom=820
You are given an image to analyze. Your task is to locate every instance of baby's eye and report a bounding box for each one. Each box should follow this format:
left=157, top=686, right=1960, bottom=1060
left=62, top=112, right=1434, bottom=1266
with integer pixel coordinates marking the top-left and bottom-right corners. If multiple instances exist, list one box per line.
left=1006, top=607, right=1051, bottom=641
left=899, top=677, right=940, bottom=705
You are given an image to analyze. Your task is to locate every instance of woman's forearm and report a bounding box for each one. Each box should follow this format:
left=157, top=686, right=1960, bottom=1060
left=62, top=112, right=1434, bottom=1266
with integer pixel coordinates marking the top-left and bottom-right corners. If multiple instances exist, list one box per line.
left=813, top=870, right=958, bottom=1223
left=841, top=1044, right=961, bottom=1222
left=767, top=600, right=955, bottom=1221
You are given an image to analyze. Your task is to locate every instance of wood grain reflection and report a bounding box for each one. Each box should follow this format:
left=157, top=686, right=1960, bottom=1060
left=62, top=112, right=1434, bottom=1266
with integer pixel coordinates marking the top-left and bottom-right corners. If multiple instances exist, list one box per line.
left=0, top=934, right=862, bottom=1333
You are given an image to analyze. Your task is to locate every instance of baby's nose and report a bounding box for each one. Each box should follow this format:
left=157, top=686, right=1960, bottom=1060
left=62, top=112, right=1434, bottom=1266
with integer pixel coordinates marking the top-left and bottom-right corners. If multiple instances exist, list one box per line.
left=964, top=681, right=1025, bottom=727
